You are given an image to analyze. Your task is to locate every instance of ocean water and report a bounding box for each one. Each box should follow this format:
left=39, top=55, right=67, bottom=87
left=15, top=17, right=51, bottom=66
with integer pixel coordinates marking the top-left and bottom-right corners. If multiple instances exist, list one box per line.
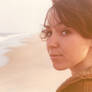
left=0, top=33, right=33, bottom=67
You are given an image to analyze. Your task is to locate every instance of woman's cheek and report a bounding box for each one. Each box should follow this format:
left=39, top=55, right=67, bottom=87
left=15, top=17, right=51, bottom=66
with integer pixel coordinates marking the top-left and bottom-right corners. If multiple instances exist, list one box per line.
left=66, top=44, right=89, bottom=68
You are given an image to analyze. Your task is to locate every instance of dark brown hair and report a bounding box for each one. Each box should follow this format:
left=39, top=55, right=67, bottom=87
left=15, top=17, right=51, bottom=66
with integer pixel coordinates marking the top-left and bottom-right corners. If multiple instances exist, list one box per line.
left=40, top=0, right=92, bottom=40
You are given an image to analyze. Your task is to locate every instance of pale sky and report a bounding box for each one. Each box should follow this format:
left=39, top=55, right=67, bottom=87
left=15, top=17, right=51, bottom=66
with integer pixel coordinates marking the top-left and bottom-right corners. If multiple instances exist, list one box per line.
left=0, top=0, right=52, bottom=34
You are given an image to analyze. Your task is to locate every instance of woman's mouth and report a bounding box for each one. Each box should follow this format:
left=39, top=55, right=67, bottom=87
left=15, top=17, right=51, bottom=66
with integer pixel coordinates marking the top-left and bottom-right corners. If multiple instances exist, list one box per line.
left=50, top=54, right=63, bottom=58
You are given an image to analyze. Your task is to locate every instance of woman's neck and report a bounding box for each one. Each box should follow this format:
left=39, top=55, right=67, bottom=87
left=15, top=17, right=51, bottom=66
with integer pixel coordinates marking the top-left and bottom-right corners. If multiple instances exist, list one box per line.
left=71, top=61, right=92, bottom=76
left=70, top=50, right=92, bottom=76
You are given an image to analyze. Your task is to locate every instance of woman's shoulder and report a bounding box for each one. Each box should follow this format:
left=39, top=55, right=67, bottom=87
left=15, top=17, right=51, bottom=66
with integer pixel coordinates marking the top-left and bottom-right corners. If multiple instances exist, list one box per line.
left=56, top=74, right=92, bottom=92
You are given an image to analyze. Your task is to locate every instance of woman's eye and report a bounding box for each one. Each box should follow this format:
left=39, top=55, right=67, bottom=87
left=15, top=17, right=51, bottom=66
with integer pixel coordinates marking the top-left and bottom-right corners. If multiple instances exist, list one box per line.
left=61, top=30, right=70, bottom=36
left=46, top=31, right=52, bottom=37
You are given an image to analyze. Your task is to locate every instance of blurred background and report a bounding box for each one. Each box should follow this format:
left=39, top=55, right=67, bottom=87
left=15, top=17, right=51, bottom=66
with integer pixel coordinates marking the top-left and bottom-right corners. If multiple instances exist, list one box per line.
left=0, top=0, right=51, bottom=34
left=0, top=0, right=52, bottom=66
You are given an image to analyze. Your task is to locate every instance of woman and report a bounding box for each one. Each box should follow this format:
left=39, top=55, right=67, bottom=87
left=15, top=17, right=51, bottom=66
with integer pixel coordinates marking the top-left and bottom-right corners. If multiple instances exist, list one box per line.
left=40, top=0, right=92, bottom=92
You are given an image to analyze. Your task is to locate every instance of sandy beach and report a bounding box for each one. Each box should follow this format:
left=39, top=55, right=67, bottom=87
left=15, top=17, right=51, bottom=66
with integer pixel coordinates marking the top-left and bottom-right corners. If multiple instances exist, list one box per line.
left=0, top=33, right=71, bottom=92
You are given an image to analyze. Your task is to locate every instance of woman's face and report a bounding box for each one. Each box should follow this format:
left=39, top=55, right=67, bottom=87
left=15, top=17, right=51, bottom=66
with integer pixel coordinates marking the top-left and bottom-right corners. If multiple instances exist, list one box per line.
left=46, top=23, right=91, bottom=70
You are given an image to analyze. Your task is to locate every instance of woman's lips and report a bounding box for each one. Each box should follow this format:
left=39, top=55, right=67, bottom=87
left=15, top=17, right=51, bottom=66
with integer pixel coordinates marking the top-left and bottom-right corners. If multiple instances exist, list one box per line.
left=50, top=55, right=63, bottom=58
left=50, top=54, right=63, bottom=56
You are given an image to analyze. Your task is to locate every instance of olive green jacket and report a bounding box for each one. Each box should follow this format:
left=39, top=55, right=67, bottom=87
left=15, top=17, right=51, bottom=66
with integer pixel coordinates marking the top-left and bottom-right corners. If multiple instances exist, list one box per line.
left=56, top=68, right=92, bottom=92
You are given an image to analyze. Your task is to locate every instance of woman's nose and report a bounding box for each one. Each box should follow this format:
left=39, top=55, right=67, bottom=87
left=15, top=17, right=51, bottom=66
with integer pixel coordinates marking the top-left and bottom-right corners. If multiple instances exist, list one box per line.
left=47, top=33, right=59, bottom=48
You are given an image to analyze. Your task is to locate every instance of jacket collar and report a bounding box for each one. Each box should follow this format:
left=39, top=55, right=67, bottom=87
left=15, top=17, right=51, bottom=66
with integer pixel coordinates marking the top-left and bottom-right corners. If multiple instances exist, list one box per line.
left=56, top=67, right=92, bottom=92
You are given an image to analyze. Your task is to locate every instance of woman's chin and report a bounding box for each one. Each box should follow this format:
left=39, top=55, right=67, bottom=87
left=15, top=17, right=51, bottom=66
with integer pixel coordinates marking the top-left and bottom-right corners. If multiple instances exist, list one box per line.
left=53, top=64, right=67, bottom=71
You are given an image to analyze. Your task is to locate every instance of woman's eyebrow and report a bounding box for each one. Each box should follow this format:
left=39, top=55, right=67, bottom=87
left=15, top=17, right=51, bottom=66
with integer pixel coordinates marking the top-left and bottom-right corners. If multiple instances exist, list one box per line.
left=44, top=24, right=68, bottom=31
left=55, top=24, right=67, bottom=30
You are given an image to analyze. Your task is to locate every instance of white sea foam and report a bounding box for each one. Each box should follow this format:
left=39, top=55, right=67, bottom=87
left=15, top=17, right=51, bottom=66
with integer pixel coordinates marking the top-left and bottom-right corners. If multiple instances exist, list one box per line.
left=0, top=33, right=33, bottom=67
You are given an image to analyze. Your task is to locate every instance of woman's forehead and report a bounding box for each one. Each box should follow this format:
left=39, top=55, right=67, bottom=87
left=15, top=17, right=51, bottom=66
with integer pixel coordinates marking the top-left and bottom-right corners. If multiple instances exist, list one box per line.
left=45, top=7, right=61, bottom=27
